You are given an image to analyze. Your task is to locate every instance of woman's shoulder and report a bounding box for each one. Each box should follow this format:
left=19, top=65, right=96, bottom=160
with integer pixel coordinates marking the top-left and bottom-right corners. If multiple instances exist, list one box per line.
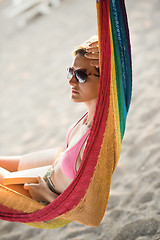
left=67, top=114, right=90, bottom=148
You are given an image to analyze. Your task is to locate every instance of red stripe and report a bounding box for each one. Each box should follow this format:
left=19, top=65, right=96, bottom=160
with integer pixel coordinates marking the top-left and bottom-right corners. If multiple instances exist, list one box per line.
left=0, top=204, right=23, bottom=215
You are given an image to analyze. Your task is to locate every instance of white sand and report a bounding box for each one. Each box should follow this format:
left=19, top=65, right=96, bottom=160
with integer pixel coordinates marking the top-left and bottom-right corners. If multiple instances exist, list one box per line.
left=0, top=0, right=160, bottom=239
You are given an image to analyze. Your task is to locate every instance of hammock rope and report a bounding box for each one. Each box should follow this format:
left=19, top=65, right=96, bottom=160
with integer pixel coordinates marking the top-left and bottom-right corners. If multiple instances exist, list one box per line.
left=0, top=0, right=132, bottom=229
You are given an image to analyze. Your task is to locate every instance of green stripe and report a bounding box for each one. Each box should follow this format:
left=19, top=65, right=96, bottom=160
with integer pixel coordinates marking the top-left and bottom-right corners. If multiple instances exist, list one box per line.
left=109, top=7, right=125, bottom=140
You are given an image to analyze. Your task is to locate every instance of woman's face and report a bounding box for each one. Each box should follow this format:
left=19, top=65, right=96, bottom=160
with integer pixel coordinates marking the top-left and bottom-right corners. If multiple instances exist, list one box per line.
left=69, top=55, right=99, bottom=104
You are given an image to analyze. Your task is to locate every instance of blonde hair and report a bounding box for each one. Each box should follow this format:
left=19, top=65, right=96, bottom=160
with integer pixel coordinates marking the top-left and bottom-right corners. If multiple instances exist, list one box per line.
left=72, top=35, right=99, bottom=73
left=72, top=35, right=98, bottom=57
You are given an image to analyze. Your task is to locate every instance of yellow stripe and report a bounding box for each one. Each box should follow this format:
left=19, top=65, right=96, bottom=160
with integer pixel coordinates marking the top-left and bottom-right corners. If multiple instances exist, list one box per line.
left=26, top=218, right=71, bottom=229
left=109, top=17, right=121, bottom=169
left=0, top=185, right=44, bottom=213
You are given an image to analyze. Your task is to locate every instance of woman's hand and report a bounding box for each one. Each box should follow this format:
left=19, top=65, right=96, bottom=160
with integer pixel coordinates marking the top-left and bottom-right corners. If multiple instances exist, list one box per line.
left=85, top=41, right=99, bottom=68
left=24, top=176, right=58, bottom=203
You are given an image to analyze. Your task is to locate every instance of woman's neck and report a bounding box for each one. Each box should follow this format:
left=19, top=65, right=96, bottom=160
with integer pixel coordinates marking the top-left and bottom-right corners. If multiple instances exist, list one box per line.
left=84, top=99, right=97, bottom=127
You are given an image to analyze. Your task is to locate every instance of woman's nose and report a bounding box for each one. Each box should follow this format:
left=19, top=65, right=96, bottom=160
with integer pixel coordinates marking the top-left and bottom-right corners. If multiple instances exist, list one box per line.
left=69, top=75, right=77, bottom=86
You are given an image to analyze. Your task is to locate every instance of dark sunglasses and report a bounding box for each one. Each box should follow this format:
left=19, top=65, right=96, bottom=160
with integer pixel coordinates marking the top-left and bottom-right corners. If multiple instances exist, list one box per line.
left=67, top=67, right=99, bottom=84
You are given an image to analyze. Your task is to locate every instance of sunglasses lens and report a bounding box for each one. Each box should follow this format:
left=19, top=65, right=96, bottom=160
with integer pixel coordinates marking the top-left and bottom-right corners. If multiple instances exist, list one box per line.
left=76, top=70, right=87, bottom=83
left=67, top=67, right=73, bottom=80
left=67, top=67, right=87, bottom=83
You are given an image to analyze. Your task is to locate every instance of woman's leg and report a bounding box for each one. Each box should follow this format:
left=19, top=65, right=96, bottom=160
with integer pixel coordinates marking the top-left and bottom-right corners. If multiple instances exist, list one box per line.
left=0, top=147, right=63, bottom=171
left=0, top=167, right=10, bottom=183
left=0, top=156, right=21, bottom=172
left=18, top=147, right=63, bottom=170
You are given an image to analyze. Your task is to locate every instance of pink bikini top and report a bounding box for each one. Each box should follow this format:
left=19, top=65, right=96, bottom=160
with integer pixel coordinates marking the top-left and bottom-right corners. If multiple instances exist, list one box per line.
left=61, top=114, right=91, bottom=179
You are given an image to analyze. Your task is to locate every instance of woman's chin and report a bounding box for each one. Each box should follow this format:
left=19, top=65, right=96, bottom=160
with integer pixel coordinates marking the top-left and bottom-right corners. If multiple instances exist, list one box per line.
left=71, top=96, right=81, bottom=103
left=71, top=98, right=78, bottom=103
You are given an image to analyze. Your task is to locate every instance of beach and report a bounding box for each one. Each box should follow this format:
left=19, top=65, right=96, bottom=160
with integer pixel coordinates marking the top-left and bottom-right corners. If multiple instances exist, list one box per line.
left=0, top=0, right=160, bottom=239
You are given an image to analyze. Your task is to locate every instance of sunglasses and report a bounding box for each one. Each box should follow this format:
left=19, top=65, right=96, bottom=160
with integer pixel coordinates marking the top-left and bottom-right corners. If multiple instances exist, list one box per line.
left=67, top=67, right=99, bottom=84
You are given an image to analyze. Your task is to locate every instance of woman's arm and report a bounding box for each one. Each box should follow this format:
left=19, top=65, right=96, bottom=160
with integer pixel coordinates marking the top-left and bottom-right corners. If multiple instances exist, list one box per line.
left=85, top=41, right=99, bottom=68
left=24, top=176, right=59, bottom=203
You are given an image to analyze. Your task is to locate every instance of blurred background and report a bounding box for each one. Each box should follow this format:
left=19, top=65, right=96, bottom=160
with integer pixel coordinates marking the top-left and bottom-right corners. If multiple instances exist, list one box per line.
left=0, top=0, right=160, bottom=239
left=0, top=0, right=97, bottom=155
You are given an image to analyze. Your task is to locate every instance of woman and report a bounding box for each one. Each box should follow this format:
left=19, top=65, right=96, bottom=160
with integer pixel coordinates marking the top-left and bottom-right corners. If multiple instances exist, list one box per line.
left=0, top=36, right=99, bottom=204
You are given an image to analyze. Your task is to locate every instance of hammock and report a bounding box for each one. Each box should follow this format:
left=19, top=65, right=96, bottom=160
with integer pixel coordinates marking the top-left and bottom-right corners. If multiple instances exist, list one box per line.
left=0, top=0, right=132, bottom=229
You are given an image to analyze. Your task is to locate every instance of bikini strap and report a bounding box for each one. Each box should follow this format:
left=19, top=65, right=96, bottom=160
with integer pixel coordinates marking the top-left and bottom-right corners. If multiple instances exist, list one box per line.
left=66, top=113, right=88, bottom=148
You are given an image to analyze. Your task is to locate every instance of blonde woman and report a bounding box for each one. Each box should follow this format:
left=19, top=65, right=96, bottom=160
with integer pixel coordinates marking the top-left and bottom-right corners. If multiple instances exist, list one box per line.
left=0, top=36, right=99, bottom=204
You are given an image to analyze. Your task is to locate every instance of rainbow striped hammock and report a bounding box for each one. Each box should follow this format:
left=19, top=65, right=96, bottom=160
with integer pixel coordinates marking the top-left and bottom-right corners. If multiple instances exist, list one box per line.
left=0, top=0, right=132, bottom=229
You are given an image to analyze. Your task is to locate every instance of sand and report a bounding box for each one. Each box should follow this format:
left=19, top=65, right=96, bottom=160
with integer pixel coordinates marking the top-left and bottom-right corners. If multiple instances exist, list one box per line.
left=0, top=0, right=160, bottom=239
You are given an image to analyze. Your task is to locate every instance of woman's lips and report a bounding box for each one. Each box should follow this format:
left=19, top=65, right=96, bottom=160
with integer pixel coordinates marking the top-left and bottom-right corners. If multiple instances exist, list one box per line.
left=72, top=89, right=79, bottom=94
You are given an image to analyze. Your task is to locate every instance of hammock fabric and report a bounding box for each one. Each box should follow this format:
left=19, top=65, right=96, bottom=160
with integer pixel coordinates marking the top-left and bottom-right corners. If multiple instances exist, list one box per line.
left=0, top=0, right=132, bottom=229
